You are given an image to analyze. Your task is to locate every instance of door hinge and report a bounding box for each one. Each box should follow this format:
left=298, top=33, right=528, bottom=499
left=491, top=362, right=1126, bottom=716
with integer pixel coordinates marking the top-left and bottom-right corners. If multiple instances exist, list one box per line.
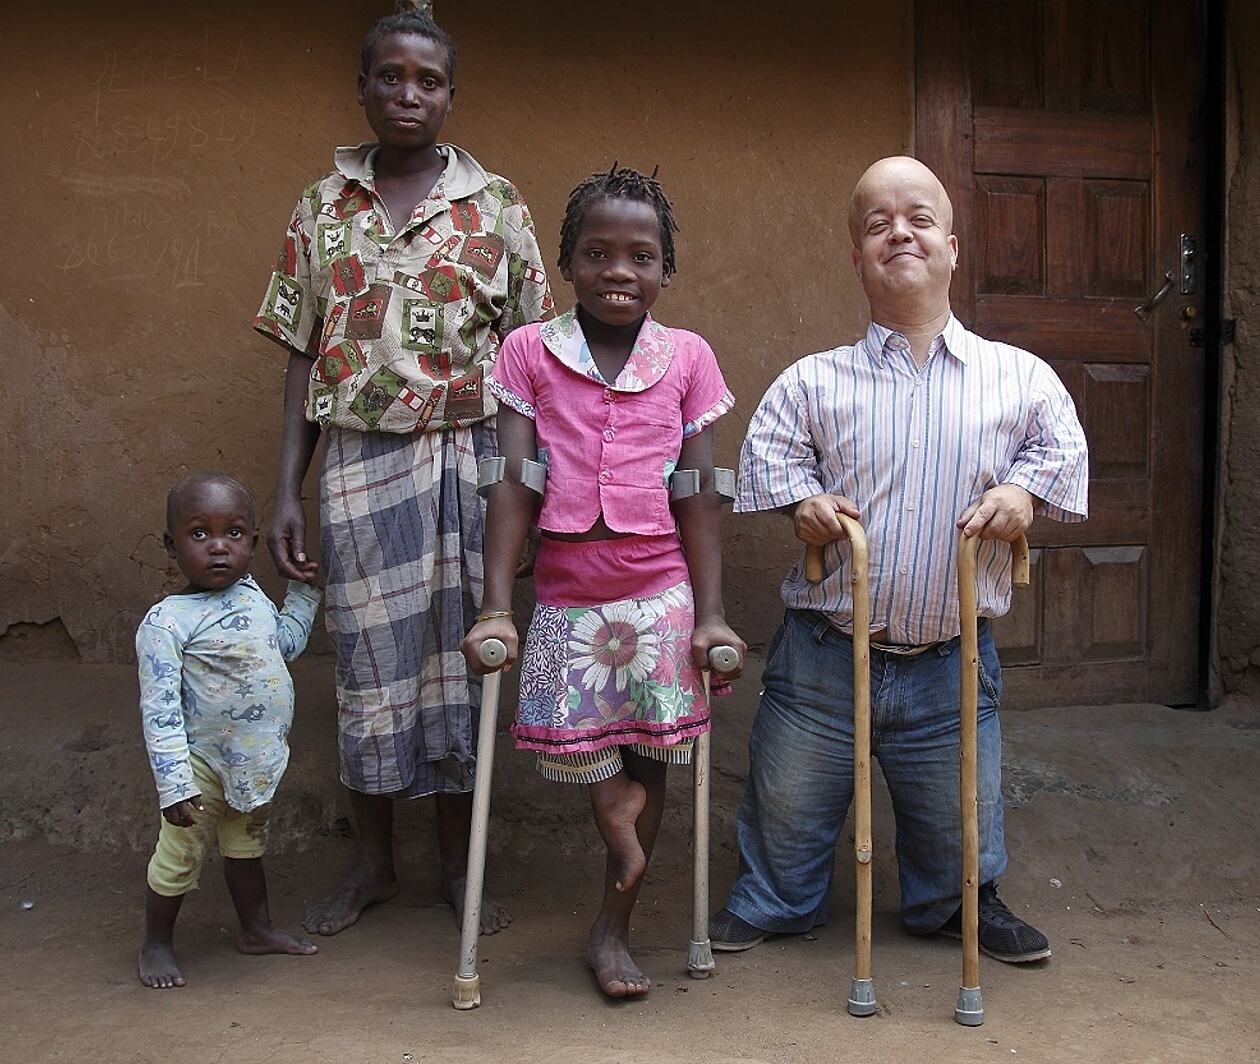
left=1190, top=320, right=1235, bottom=348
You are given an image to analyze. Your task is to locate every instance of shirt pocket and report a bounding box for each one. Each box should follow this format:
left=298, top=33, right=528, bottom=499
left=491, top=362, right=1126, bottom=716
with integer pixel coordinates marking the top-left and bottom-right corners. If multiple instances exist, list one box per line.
left=613, top=392, right=682, bottom=488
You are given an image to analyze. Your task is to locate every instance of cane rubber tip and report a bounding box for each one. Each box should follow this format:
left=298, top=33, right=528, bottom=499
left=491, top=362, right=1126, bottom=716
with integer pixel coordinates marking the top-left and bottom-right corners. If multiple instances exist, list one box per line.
left=687, top=939, right=716, bottom=976
left=847, top=978, right=877, bottom=1017
left=478, top=639, right=507, bottom=669
left=954, top=985, right=984, bottom=1026
left=452, top=973, right=481, bottom=1010
left=708, top=646, right=740, bottom=673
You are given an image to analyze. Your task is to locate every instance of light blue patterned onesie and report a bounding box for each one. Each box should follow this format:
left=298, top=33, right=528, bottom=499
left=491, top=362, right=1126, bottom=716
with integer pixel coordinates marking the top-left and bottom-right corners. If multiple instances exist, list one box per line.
left=136, top=576, right=321, bottom=812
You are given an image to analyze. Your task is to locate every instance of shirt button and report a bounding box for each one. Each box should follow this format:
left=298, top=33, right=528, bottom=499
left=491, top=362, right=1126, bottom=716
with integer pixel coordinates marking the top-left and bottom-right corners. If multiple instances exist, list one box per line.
left=599, top=469, right=612, bottom=484
left=912, top=439, right=920, bottom=448
left=900, top=567, right=908, bottom=575
left=603, top=388, right=615, bottom=403
left=906, top=502, right=915, bottom=511
left=603, top=428, right=615, bottom=442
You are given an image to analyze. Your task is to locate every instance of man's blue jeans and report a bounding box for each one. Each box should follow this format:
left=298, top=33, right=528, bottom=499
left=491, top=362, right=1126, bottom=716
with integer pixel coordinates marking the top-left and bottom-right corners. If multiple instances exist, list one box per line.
left=725, top=609, right=1007, bottom=935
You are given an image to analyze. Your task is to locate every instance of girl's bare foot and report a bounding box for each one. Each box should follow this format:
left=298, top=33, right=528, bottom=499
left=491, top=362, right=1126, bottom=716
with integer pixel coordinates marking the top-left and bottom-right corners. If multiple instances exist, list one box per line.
left=237, top=926, right=318, bottom=955
left=441, top=875, right=514, bottom=935
left=587, top=927, right=651, bottom=998
left=138, top=940, right=186, bottom=989
left=302, top=868, right=399, bottom=936
left=590, top=775, right=648, bottom=893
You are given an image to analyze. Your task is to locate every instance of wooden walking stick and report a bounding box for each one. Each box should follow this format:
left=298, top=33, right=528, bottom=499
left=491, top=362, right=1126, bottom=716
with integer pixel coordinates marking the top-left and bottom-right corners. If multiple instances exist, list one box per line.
left=688, top=644, right=742, bottom=978
left=805, top=520, right=876, bottom=1018
left=452, top=637, right=508, bottom=1010
left=954, top=532, right=1029, bottom=1027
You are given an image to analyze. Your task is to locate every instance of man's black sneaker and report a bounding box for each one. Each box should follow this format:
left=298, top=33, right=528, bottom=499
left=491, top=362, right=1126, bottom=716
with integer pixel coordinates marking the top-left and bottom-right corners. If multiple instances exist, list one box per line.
left=938, top=882, right=1052, bottom=963
left=709, top=908, right=769, bottom=952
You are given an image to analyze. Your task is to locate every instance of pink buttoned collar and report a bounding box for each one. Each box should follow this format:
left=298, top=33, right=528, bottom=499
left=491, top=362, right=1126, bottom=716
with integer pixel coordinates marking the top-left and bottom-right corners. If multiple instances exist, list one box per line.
left=539, top=308, right=676, bottom=392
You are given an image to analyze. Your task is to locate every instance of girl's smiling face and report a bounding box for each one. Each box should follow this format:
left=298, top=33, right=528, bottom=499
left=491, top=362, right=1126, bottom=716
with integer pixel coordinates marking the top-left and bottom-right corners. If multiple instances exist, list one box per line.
left=562, top=197, right=670, bottom=328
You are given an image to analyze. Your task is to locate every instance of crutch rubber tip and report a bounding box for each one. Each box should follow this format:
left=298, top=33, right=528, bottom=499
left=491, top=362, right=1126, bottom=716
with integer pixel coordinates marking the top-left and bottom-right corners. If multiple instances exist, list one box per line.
left=954, top=986, right=984, bottom=1026
left=687, top=939, right=716, bottom=977
left=847, top=978, right=877, bottom=1017
left=452, top=973, right=481, bottom=1010
left=478, top=639, right=507, bottom=669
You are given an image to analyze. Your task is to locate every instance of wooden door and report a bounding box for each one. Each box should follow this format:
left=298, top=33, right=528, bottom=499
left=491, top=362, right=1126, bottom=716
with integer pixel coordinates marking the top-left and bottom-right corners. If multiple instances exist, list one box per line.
left=916, top=0, right=1207, bottom=706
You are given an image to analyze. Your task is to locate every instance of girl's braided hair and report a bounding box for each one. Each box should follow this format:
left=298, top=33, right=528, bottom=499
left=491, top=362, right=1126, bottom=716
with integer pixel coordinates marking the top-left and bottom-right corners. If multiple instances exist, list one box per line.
left=558, top=163, right=679, bottom=278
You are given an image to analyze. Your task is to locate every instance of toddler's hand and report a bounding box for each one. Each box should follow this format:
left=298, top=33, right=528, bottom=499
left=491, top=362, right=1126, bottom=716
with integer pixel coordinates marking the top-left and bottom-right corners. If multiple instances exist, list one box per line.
left=162, top=796, right=204, bottom=827
left=462, top=617, right=518, bottom=675
left=691, top=619, right=747, bottom=680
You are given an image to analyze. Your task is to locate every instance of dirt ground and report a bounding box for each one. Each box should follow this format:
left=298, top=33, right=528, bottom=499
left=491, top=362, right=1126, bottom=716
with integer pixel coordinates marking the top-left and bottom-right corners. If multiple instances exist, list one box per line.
left=3, top=659, right=1258, bottom=1064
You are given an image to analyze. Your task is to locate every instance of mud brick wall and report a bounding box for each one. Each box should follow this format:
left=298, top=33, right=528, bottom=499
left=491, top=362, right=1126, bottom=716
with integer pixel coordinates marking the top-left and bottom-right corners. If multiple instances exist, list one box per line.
left=0, top=1, right=912, bottom=663
left=1217, top=3, right=1260, bottom=696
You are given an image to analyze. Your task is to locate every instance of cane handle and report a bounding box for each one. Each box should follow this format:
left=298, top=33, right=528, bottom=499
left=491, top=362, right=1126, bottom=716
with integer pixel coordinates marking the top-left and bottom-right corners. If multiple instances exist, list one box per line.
left=707, top=645, right=741, bottom=674
left=804, top=512, right=865, bottom=584
left=478, top=638, right=508, bottom=670
left=804, top=544, right=825, bottom=583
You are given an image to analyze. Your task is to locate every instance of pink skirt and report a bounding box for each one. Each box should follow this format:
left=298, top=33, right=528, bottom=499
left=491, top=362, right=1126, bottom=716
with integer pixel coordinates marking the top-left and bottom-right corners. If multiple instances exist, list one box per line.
left=513, top=534, right=711, bottom=756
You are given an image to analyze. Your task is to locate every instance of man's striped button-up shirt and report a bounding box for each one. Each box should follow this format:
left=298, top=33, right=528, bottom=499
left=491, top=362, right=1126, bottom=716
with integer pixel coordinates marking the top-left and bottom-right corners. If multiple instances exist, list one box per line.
left=736, top=315, right=1089, bottom=644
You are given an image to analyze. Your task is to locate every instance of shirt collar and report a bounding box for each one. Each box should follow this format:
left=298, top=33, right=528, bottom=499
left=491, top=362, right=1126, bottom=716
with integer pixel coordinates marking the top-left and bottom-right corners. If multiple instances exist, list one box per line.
left=332, top=142, right=491, bottom=200
left=863, top=313, right=968, bottom=365
left=539, top=307, right=676, bottom=392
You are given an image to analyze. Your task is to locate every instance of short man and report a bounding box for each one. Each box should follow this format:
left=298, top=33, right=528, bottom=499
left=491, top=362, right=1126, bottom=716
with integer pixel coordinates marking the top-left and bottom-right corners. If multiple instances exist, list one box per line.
left=710, top=157, right=1088, bottom=962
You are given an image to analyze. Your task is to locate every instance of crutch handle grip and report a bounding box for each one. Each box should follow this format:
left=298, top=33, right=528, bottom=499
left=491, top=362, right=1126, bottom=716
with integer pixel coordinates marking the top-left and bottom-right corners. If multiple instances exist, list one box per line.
left=478, top=638, right=508, bottom=670
left=707, top=645, right=741, bottom=674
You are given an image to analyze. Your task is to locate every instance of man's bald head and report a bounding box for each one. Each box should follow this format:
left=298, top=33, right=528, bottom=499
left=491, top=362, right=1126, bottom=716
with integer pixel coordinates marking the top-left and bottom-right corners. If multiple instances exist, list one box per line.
left=847, top=156, right=954, bottom=246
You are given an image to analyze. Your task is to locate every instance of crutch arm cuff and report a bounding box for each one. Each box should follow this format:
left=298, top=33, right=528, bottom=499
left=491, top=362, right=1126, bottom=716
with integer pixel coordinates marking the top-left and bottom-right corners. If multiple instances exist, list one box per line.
left=477, top=456, right=547, bottom=498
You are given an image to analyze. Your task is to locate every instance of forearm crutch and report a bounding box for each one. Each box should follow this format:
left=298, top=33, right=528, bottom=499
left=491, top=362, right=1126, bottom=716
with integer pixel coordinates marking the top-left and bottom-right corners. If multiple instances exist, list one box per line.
left=805, top=520, right=876, bottom=1019
left=452, top=637, right=508, bottom=1010
left=688, top=644, right=742, bottom=978
left=954, top=533, right=1029, bottom=1027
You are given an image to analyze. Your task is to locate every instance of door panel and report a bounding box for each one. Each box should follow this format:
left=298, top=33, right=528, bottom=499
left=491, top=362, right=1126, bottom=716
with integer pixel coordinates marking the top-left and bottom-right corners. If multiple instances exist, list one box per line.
left=917, top=0, right=1206, bottom=706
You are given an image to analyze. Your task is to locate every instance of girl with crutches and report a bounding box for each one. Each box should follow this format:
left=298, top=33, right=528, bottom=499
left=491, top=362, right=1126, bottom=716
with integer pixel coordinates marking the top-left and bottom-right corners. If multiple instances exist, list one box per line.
left=462, top=165, right=745, bottom=1001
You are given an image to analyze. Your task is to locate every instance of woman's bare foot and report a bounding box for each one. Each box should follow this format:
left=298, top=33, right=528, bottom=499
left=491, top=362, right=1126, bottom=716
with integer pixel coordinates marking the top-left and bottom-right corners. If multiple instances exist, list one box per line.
left=302, top=868, right=399, bottom=936
left=237, top=926, right=318, bottom=955
left=590, top=775, right=648, bottom=893
left=138, top=940, right=186, bottom=989
left=441, top=875, right=513, bottom=935
left=587, top=927, right=651, bottom=998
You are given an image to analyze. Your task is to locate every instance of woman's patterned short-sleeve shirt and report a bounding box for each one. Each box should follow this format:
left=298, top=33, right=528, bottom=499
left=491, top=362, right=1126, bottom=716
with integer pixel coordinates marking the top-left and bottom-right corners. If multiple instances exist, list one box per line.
left=254, top=143, right=553, bottom=434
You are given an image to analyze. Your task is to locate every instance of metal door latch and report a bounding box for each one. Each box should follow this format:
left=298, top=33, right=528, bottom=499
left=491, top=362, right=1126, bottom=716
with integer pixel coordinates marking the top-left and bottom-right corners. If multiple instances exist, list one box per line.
left=1180, top=234, right=1197, bottom=295
left=1134, top=271, right=1174, bottom=321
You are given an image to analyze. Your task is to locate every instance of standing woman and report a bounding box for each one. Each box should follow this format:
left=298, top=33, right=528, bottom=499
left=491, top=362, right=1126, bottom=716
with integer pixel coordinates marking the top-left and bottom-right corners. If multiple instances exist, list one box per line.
left=254, top=9, right=552, bottom=937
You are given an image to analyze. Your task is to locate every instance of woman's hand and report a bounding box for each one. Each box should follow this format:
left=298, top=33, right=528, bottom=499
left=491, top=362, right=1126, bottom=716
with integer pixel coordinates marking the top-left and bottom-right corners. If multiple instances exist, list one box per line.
left=516, top=527, right=541, bottom=578
left=269, top=494, right=320, bottom=583
left=462, top=616, right=519, bottom=675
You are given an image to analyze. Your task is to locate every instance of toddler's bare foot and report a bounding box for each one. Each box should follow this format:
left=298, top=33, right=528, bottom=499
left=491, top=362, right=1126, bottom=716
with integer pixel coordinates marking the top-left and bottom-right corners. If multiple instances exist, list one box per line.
left=138, top=940, right=186, bottom=989
left=441, top=875, right=513, bottom=935
left=587, top=927, right=650, bottom=998
left=302, top=868, right=399, bottom=936
left=237, top=926, right=318, bottom=956
left=590, top=775, right=648, bottom=893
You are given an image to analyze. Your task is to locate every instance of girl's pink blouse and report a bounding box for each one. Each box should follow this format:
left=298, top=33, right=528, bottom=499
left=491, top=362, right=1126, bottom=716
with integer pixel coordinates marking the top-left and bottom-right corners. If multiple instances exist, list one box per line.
left=487, top=310, right=734, bottom=535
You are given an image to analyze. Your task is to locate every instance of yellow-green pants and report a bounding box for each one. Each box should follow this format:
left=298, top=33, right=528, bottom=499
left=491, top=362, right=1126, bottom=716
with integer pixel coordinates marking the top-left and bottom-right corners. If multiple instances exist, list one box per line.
left=146, top=754, right=270, bottom=897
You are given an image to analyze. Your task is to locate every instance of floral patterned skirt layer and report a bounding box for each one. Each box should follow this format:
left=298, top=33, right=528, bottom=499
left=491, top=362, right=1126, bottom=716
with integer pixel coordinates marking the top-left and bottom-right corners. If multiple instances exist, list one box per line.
left=513, top=534, right=710, bottom=759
